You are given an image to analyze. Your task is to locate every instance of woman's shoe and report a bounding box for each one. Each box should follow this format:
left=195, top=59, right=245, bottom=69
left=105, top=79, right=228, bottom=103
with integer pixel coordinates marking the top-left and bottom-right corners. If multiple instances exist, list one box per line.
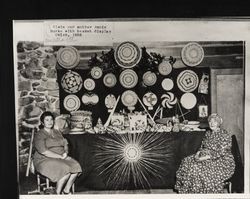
left=44, top=187, right=57, bottom=195
left=62, top=190, right=72, bottom=195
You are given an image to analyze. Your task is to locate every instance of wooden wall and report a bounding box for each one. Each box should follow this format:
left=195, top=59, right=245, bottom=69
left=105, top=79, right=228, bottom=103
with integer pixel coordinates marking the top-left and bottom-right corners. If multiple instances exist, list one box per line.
left=211, top=69, right=244, bottom=162
left=62, top=41, right=243, bottom=70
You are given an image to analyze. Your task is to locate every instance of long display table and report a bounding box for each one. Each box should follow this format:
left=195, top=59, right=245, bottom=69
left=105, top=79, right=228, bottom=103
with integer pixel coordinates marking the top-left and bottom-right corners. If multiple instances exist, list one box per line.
left=64, top=131, right=206, bottom=191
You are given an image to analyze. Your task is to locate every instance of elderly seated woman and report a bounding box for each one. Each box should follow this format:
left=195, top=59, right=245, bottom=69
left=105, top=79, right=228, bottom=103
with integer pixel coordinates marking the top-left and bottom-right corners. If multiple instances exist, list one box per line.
left=175, top=113, right=235, bottom=193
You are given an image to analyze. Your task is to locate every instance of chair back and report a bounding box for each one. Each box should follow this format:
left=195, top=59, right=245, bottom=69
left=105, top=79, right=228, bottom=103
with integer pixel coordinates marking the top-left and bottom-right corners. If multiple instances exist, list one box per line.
left=25, top=127, right=38, bottom=177
left=230, top=134, right=244, bottom=193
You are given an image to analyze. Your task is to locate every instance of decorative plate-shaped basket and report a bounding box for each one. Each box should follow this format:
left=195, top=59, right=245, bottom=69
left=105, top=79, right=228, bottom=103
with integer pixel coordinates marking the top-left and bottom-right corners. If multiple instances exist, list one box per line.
left=57, top=46, right=80, bottom=69
left=61, top=71, right=83, bottom=93
left=103, top=73, right=117, bottom=88
left=181, top=42, right=204, bottom=67
left=91, top=67, right=103, bottom=79
left=143, top=71, right=157, bottom=86
left=143, top=92, right=157, bottom=110
left=114, top=41, right=142, bottom=68
left=158, top=61, right=172, bottom=76
left=177, top=70, right=199, bottom=92
left=82, top=94, right=99, bottom=105
left=121, top=90, right=138, bottom=107
left=161, top=92, right=177, bottom=109
left=119, top=69, right=138, bottom=89
left=180, top=93, right=197, bottom=109
left=161, top=78, right=174, bottom=91
left=63, top=94, right=81, bottom=112
left=105, top=94, right=116, bottom=109
left=84, top=78, right=95, bottom=91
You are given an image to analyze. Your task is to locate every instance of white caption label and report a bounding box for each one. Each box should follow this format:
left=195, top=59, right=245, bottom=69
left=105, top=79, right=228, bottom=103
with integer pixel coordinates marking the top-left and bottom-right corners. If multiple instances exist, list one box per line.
left=44, top=21, right=113, bottom=46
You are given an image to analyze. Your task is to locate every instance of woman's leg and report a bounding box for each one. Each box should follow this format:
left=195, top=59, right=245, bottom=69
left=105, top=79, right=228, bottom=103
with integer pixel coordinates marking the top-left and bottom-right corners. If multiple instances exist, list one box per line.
left=63, top=173, right=78, bottom=193
left=56, top=173, right=70, bottom=194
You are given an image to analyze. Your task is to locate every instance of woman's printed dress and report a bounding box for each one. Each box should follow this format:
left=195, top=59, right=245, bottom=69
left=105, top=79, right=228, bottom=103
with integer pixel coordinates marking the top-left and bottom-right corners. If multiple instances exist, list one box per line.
left=175, top=129, right=235, bottom=193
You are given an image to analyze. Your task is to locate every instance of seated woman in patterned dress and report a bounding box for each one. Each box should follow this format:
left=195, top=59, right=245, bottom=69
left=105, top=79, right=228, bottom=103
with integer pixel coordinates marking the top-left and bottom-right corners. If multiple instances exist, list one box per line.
left=175, top=113, right=235, bottom=193
left=33, top=111, right=82, bottom=194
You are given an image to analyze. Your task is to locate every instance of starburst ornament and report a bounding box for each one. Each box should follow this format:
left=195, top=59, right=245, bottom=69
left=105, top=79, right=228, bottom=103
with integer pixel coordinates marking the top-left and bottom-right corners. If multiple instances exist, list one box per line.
left=93, top=133, right=174, bottom=189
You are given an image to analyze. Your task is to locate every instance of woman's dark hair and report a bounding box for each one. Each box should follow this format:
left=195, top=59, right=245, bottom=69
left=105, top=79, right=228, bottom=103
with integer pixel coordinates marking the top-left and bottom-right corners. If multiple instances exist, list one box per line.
left=39, top=111, right=55, bottom=129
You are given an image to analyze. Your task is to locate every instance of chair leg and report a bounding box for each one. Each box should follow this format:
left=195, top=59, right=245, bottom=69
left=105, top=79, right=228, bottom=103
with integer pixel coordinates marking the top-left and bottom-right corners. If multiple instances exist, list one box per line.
left=46, top=178, right=50, bottom=189
left=228, top=182, right=232, bottom=193
left=37, top=174, right=41, bottom=192
left=72, top=183, right=75, bottom=194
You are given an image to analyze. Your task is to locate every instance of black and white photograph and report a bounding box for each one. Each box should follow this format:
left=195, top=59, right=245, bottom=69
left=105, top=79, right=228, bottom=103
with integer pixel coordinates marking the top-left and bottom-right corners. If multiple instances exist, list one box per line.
left=13, top=19, right=249, bottom=199
left=199, top=105, right=208, bottom=118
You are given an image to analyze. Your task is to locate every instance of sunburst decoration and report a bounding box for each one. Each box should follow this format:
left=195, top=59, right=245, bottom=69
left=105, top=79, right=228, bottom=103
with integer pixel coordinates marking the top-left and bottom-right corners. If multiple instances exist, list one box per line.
left=93, top=133, right=174, bottom=189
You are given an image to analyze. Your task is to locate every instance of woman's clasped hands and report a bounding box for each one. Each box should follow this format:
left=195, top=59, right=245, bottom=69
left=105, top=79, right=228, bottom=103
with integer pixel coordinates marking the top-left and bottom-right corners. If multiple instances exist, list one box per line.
left=195, top=150, right=211, bottom=161
left=61, top=152, right=68, bottom=159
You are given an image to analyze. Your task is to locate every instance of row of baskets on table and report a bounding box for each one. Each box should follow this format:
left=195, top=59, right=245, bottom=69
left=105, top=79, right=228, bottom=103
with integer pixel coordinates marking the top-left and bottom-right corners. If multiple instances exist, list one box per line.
left=57, top=111, right=205, bottom=134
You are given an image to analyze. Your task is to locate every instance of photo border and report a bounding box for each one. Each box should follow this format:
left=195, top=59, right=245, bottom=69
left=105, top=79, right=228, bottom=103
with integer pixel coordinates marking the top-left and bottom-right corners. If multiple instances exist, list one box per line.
left=13, top=18, right=250, bottom=199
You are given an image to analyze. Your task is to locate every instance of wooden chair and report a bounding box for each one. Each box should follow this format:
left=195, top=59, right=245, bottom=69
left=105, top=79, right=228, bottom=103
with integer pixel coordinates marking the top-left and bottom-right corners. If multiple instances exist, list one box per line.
left=26, top=127, right=53, bottom=193
left=26, top=127, right=75, bottom=194
left=224, top=134, right=244, bottom=193
left=224, top=180, right=232, bottom=193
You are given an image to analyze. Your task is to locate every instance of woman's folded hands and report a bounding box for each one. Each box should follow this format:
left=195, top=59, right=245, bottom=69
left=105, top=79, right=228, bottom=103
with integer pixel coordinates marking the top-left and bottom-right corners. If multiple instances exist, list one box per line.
left=195, top=150, right=211, bottom=161
left=61, top=152, right=68, bottom=159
